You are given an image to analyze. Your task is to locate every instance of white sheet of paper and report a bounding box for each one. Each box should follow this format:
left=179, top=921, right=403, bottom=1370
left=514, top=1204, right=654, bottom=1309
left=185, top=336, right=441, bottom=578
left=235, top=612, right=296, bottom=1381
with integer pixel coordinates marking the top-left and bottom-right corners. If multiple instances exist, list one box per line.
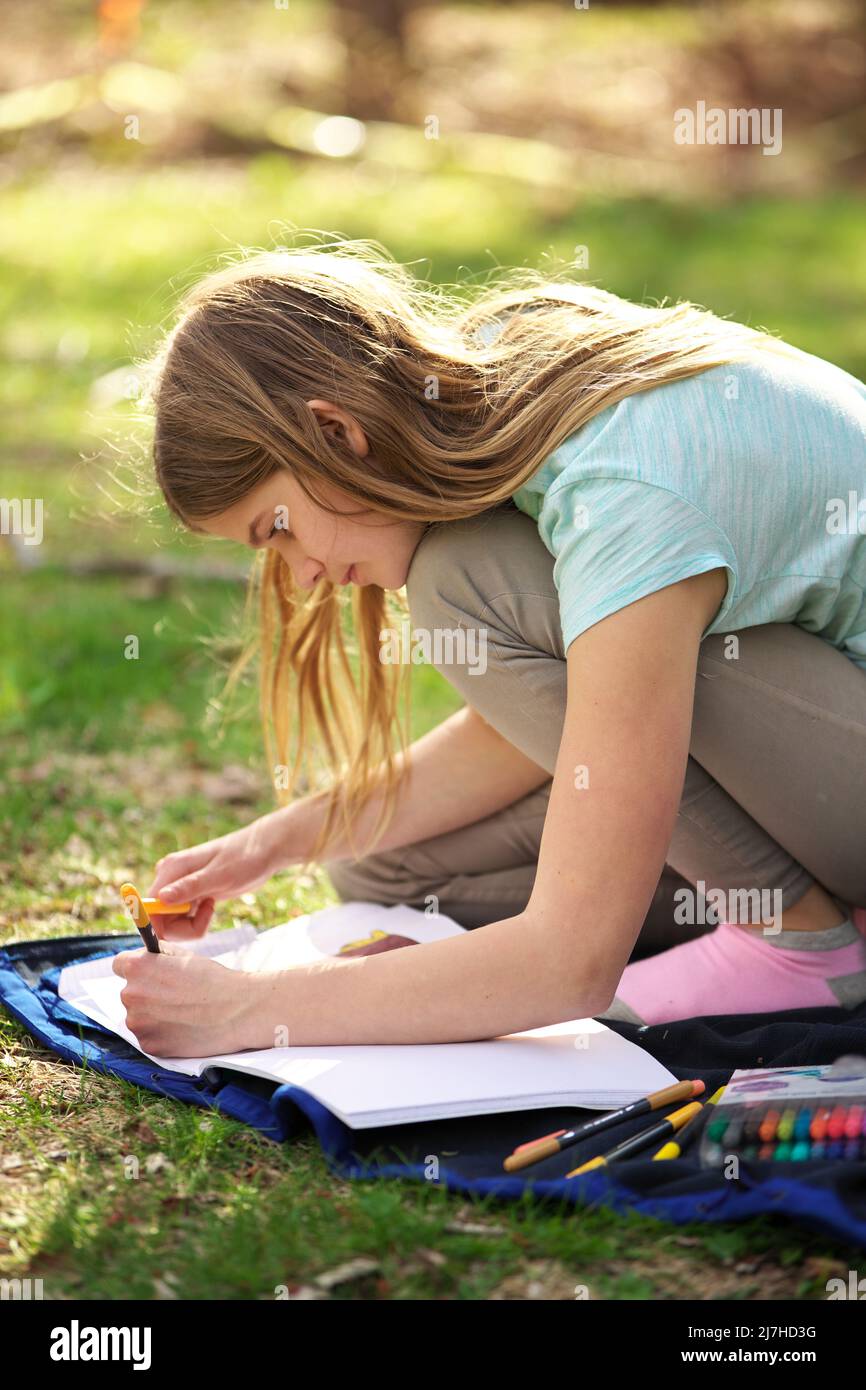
left=59, top=903, right=677, bottom=1127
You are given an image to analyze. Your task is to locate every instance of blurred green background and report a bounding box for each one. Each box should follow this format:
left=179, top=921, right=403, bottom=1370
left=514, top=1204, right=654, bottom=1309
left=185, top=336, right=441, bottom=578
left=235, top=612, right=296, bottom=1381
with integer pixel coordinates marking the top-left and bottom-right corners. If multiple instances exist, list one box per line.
left=2, top=0, right=866, bottom=1298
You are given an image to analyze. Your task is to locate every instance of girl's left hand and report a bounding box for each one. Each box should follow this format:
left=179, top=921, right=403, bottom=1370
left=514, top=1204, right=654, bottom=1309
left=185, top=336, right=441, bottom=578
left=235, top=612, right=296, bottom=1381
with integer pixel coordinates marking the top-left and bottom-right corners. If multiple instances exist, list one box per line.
left=111, top=947, right=262, bottom=1058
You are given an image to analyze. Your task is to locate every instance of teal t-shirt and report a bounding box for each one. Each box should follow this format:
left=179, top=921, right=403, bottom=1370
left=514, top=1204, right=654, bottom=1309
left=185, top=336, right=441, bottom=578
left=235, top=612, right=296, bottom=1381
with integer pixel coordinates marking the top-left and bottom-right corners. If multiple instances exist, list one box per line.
left=510, top=345, right=866, bottom=669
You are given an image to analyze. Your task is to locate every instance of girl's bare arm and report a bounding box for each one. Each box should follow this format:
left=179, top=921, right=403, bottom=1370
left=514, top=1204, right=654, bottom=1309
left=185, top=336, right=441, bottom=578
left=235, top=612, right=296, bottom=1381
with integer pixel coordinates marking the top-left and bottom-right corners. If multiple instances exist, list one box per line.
left=150, top=706, right=550, bottom=910
left=290, top=704, right=551, bottom=864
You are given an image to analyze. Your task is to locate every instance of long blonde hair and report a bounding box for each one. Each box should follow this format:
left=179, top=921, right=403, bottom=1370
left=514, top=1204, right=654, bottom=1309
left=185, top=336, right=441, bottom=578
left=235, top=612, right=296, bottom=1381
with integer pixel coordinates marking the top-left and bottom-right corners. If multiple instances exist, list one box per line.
left=148, top=235, right=772, bottom=860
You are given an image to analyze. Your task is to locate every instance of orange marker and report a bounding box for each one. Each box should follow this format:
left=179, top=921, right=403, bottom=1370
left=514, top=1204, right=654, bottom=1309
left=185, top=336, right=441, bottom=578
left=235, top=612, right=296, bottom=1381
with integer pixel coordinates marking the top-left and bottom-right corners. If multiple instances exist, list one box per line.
left=141, top=898, right=192, bottom=915
left=810, top=1107, right=832, bottom=1142
left=758, top=1109, right=780, bottom=1144
left=512, top=1130, right=568, bottom=1156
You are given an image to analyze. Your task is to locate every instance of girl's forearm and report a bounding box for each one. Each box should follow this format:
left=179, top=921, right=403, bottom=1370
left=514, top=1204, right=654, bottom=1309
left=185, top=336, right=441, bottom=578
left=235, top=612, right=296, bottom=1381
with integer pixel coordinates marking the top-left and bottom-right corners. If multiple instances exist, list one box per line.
left=240, top=904, right=611, bottom=1048
left=277, top=705, right=550, bottom=866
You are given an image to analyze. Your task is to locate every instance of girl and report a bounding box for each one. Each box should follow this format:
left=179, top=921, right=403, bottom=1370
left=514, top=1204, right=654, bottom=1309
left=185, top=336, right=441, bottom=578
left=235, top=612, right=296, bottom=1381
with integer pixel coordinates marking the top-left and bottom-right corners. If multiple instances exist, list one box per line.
left=114, top=240, right=866, bottom=1060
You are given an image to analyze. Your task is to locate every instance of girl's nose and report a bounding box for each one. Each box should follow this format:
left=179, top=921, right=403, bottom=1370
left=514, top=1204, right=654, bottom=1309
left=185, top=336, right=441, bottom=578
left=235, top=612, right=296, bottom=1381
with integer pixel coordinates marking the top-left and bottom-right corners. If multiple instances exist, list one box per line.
left=296, top=556, right=325, bottom=589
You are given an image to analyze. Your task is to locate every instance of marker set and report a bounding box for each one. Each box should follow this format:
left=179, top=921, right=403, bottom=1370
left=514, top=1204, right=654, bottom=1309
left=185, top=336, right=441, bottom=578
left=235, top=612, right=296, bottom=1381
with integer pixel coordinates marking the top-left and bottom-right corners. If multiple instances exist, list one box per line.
left=699, top=1060, right=866, bottom=1167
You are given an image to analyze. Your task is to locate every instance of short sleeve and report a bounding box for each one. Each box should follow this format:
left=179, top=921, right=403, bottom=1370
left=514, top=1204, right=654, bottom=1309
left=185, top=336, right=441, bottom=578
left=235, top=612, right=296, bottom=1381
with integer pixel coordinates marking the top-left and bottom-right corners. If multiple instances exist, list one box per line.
left=538, top=476, right=739, bottom=651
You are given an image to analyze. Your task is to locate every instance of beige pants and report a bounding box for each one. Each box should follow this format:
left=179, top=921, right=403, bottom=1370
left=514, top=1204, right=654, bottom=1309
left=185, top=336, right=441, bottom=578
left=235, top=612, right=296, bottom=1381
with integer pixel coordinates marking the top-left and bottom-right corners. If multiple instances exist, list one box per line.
left=327, top=505, right=866, bottom=957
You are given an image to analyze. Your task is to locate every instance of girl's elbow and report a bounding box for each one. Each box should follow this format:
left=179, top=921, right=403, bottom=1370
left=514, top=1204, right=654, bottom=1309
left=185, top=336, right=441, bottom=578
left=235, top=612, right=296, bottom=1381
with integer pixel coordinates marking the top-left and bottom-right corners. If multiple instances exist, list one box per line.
left=553, top=961, right=619, bottom=1020
left=568, top=956, right=623, bottom=1019
left=523, top=908, right=623, bottom=1019
left=582, top=982, right=619, bottom=1018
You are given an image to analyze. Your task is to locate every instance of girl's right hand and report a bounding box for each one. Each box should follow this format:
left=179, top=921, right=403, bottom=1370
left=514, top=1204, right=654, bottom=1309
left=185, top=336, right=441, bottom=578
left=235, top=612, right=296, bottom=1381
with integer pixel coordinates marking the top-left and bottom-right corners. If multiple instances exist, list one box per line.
left=146, top=812, right=289, bottom=942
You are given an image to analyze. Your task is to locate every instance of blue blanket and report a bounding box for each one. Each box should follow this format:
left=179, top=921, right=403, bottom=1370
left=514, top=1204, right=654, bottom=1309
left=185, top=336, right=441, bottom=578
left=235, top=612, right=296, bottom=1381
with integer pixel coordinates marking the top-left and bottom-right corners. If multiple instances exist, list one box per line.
left=3, top=931, right=865, bottom=1247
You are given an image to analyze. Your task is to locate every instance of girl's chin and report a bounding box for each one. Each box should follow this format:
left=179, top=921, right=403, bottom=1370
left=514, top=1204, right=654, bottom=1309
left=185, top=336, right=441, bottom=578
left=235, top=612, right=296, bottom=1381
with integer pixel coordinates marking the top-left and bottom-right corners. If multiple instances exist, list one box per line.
left=351, top=565, right=384, bottom=590
left=351, top=559, right=412, bottom=590
left=380, top=566, right=413, bottom=591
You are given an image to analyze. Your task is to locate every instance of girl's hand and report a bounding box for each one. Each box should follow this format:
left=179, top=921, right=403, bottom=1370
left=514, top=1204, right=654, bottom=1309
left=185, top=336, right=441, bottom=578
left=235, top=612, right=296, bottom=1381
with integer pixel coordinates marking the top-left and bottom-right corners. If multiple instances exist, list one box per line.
left=112, top=946, right=264, bottom=1057
left=147, top=812, right=289, bottom=942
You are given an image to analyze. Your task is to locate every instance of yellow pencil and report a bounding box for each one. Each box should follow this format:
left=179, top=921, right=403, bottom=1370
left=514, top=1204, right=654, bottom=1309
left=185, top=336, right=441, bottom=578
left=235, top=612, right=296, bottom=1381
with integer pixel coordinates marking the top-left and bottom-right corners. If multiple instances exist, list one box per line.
left=503, top=1079, right=705, bottom=1173
left=566, top=1102, right=702, bottom=1176
left=652, top=1086, right=726, bottom=1160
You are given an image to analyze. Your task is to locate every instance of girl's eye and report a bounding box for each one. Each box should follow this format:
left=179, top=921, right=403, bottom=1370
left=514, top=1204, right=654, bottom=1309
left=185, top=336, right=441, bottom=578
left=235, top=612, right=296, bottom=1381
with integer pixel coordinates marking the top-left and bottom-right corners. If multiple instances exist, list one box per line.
left=269, top=523, right=292, bottom=541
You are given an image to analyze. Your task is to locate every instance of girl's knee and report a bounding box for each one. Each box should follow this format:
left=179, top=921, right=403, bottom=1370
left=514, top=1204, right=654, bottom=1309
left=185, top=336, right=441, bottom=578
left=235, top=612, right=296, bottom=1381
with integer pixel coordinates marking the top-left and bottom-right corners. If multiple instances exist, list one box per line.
left=406, top=518, right=480, bottom=628
left=326, top=854, right=397, bottom=906
left=325, top=848, right=443, bottom=911
left=406, top=506, right=539, bottom=629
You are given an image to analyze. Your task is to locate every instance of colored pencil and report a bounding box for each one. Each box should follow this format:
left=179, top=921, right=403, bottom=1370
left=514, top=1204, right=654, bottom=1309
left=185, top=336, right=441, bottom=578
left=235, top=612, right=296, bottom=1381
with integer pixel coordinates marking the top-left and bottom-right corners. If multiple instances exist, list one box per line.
left=566, top=1101, right=703, bottom=1176
left=652, top=1085, right=726, bottom=1160
left=502, top=1079, right=705, bottom=1172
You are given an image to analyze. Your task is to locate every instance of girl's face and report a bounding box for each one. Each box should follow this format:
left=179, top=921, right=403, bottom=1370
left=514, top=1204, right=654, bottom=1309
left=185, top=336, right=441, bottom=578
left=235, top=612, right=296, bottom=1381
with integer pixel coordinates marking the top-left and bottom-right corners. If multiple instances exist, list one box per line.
left=195, top=401, right=427, bottom=591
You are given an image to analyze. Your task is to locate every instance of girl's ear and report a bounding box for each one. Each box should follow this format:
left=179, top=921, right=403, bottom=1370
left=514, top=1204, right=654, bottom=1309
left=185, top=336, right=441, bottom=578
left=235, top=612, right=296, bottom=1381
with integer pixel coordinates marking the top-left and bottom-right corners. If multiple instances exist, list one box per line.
left=306, top=398, right=370, bottom=457
left=320, top=416, right=344, bottom=442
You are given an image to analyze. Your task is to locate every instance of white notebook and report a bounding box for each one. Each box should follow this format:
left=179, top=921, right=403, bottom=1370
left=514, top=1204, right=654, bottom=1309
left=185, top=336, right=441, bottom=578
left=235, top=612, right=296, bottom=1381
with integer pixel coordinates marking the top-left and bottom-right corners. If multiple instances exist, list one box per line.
left=58, top=902, right=676, bottom=1129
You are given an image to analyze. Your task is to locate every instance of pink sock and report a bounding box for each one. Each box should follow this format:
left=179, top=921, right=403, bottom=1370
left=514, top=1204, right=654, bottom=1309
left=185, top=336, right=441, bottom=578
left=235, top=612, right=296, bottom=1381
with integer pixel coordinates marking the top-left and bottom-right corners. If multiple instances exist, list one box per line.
left=604, top=910, right=866, bottom=1026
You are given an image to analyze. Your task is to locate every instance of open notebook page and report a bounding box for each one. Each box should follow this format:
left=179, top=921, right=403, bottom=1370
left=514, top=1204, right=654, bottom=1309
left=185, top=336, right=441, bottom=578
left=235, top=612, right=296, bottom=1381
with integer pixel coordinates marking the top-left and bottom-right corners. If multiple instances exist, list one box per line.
left=58, top=903, right=676, bottom=1128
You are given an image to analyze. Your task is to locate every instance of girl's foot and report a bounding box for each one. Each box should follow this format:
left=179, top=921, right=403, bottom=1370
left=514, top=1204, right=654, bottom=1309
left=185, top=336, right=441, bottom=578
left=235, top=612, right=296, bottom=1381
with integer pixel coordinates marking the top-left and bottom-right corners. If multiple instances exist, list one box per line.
left=603, top=908, right=866, bottom=1025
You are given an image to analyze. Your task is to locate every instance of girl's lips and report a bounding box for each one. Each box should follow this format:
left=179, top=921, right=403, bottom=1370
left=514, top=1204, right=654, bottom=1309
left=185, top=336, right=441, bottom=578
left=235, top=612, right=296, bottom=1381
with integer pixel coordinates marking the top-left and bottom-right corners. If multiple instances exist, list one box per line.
left=340, top=565, right=357, bottom=585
